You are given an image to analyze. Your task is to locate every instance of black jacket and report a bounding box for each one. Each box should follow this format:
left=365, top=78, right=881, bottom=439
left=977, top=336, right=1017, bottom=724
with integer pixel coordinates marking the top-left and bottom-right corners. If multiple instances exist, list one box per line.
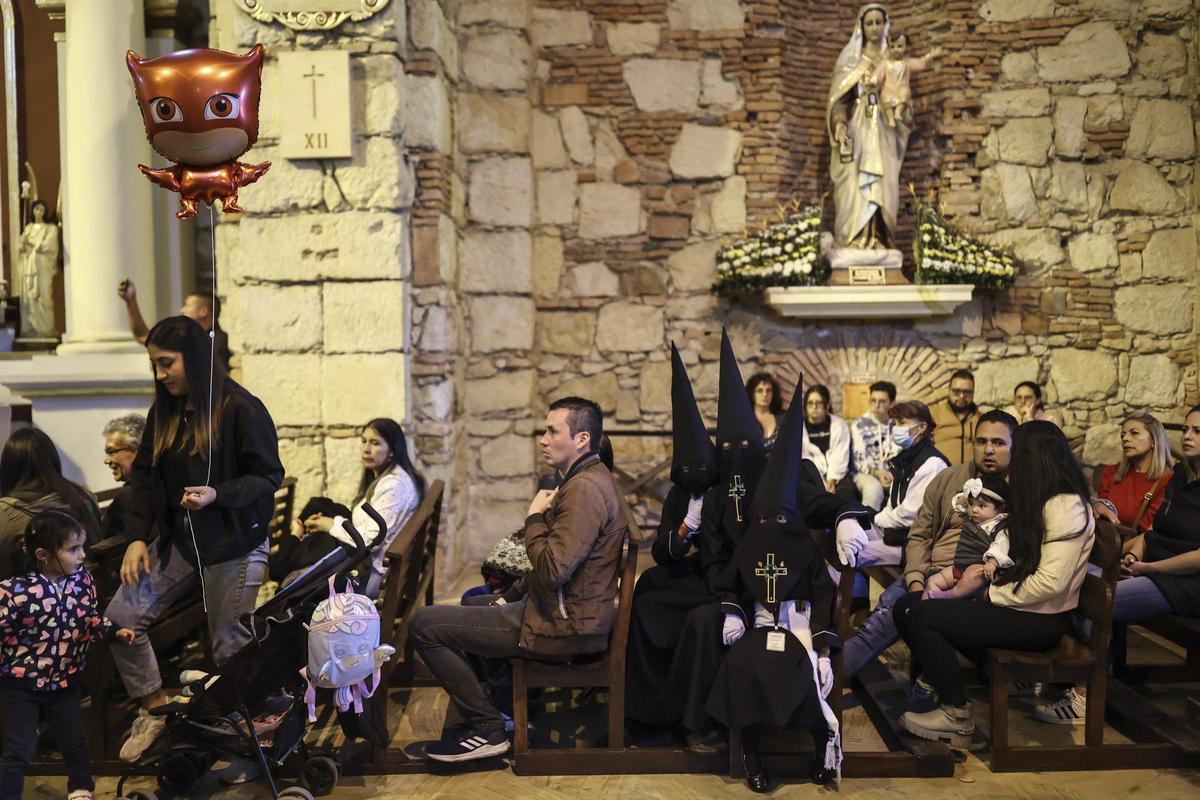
left=651, top=485, right=695, bottom=566
left=127, top=381, right=283, bottom=567
left=1146, top=470, right=1200, bottom=616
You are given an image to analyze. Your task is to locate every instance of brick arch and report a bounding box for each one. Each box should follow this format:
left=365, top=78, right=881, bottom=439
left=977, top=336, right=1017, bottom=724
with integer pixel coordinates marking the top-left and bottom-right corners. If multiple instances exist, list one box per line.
left=763, top=330, right=953, bottom=416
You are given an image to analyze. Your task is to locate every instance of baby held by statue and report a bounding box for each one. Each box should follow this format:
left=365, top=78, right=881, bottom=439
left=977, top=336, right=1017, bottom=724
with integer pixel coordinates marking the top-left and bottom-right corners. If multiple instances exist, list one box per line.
left=924, top=476, right=1011, bottom=600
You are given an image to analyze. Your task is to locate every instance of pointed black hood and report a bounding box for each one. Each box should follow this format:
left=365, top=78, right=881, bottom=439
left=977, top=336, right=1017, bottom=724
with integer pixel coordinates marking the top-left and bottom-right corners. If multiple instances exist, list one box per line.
left=670, top=343, right=718, bottom=497
left=736, top=373, right=826, bottom=617
left=716, top=328, right=766, bottom=538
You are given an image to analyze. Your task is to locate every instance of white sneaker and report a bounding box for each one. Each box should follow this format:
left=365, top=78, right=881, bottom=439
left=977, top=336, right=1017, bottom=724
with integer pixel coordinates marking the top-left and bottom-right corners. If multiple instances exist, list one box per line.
left=1008, top=680, right=1042, bottom=697
left=1034, top=688, right=1085, bottom=725
left=119, top=708, right=167, bottom=762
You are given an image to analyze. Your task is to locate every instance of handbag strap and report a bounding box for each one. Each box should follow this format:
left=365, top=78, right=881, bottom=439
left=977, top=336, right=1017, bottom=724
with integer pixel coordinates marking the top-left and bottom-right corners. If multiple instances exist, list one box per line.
left=1131, top=474, right=1167, bottom=532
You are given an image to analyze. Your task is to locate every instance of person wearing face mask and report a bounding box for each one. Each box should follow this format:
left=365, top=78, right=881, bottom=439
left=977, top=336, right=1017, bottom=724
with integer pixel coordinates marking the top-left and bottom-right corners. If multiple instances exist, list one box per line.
left=841, top=409, right=1017, bottom=679
left=859, top=401, right=949, bottom=567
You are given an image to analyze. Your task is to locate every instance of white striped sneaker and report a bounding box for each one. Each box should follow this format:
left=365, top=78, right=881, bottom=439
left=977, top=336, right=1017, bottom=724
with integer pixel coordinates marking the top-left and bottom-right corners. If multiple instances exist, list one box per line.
left=1033, top=688, right=1085, bottom=725
left=424, top=726, right=511, bottom=763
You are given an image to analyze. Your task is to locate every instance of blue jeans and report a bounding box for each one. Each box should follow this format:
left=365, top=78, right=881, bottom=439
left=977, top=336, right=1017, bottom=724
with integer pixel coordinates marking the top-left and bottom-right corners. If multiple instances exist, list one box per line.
left=842, top=578, right=908, bottom=679
left=1113, top=576, right=1173, bottom=621
left=0, top=679, right=91, bottom=800
left=105, top=539, right=268, bottom=699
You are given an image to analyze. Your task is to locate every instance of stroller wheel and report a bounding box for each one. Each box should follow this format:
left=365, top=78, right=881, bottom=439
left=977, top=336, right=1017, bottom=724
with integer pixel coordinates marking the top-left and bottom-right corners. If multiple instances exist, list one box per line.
left=123, top=791, right=158, bottom=800
left=157, top=751, right=200, bottom=794
left=301, top=754, right=340, bottom=796
left=279, top=787, right=315, bottom=800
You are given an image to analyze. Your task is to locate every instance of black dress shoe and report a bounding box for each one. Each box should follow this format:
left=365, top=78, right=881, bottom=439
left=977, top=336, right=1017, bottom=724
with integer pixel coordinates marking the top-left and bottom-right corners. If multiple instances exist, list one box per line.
left=743, top=752, right=769, bottom=793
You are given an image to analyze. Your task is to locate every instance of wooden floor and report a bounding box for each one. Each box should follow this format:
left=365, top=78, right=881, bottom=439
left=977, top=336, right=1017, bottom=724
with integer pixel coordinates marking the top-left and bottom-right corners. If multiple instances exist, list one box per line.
left=27, top=557, right=1200, bottom=798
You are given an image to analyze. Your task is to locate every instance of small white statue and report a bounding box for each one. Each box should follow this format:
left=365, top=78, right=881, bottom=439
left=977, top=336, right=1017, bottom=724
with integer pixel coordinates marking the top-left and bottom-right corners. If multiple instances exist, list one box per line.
left=19, top=200, right=60, bottom=337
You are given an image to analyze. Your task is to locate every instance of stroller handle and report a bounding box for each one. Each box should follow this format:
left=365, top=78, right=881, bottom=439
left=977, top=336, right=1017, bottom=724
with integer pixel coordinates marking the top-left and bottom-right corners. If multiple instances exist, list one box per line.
left=340, top=502, right=388, bottom=556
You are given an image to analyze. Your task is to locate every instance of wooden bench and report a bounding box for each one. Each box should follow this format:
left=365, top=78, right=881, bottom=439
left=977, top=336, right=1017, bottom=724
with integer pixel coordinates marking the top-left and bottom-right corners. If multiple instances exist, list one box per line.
left=376, top=479, right=445, bottom=692
left=509, top=533, right=640, bottom=775
left=1113, top=614, right=1200, bottom=684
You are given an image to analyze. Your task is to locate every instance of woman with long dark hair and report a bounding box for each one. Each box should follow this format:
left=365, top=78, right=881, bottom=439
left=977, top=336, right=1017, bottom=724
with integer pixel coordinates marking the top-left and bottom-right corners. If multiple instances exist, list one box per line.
left=105, top=316, right=283, bottom=763
left=0, top=429, right=100, bottom=578
left=892, top=421, right=1094, bottom=746
left=745, top=372, right=783, bottom=447
left=302, top=418, right=424, bottom=597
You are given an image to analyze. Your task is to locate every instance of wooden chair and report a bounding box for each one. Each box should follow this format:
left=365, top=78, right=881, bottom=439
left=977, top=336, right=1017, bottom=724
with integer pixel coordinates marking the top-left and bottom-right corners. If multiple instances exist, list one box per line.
left=509, top=534, right=639, bottom=774
left=984, top=520, right=1121, bottom=772
left=376, top=479, right=445, bottom=692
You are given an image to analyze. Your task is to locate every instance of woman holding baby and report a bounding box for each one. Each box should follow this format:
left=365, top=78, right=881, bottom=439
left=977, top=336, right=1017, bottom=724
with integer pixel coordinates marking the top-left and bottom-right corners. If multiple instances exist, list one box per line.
left=890, top=422, right=1096, bottom=746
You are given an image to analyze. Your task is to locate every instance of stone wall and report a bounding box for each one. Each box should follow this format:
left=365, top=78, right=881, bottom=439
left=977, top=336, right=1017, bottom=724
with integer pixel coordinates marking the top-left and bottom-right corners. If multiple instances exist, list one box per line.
left=216, top=0, right=1200, bottom=576
left=444, top=0, right=1199, bottom=561
left=210, top=3, right=425, bottom=531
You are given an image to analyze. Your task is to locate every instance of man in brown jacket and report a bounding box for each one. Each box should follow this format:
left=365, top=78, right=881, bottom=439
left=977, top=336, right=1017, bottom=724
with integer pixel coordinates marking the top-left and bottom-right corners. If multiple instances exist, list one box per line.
left=411, top=396, right=627, bottom=763
left=929, top=369, right=983, bottom=466
left=841, top=409, right=1016, bottom=678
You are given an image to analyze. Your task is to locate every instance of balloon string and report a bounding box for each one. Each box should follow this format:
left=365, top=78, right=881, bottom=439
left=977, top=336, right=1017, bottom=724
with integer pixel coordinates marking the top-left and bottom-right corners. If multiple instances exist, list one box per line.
left=185, top=203, right=218, bottom=615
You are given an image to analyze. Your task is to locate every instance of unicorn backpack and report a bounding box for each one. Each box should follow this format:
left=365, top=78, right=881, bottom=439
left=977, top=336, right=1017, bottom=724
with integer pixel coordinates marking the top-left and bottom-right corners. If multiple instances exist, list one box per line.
left=302, top=576, right=395, bottom=720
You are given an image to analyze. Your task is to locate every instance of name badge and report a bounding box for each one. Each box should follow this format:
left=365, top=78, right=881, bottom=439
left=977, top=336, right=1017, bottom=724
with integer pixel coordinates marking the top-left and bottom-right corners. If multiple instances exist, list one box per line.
left=766, top=631, right=787, bottom=652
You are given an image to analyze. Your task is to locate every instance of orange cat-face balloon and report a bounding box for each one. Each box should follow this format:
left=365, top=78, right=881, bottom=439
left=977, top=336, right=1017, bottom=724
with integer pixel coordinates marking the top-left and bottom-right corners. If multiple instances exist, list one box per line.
left=127, top=45, right=271, bottom=219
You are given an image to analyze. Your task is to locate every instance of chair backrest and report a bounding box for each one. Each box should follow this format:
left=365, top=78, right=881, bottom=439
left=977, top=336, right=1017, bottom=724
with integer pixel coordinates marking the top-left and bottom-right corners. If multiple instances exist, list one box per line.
left=1081, top=519, right=1122, bottom=655
left=380, top=480, right=445, bottom=644
left=269, top=477, right=297, bottom=543
left=605, top=535, right=641, bottom=681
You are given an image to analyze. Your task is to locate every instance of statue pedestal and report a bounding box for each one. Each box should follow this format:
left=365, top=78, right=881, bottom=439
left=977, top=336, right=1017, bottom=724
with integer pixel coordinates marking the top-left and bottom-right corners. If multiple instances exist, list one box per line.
left=826, top=247, right=907, bottom=286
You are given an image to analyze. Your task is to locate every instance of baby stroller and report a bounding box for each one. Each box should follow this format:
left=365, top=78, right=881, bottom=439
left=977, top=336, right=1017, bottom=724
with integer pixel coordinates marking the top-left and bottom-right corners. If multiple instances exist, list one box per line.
left=115, top=505, right=388, bottom=800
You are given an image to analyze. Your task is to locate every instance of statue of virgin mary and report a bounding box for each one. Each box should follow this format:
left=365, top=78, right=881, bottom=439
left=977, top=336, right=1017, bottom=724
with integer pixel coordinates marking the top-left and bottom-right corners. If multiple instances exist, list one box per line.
left=826, top=4, right=906, bottom=266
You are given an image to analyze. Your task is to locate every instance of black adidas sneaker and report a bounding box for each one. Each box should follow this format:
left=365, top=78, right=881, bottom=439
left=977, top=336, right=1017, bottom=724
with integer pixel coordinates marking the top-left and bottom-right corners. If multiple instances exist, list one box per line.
left=424, top=726, right=511, bottom=763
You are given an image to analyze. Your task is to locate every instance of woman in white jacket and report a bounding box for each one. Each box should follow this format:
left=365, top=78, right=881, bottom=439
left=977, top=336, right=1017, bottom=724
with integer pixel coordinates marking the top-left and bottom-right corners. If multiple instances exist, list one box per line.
left=801, top=384, right=851, bottom=493
left=303, top=418, right=425, bottom=597
left=892, top=421, right=1094, bottom=746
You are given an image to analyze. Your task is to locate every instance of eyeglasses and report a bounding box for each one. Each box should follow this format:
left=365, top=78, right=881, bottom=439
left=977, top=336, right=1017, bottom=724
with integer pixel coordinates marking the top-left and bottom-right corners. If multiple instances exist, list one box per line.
left=104, top=447, right=135, bottom=457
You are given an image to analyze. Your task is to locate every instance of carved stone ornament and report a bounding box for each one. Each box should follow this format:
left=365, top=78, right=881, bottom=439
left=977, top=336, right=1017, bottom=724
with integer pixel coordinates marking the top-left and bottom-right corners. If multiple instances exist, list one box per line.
left=233, top=0, right=391, bottom=31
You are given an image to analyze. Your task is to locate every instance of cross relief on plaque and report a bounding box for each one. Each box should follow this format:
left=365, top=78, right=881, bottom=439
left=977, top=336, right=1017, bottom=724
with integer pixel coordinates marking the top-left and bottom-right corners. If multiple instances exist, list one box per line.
left=279, top=51, right=352, bottom=159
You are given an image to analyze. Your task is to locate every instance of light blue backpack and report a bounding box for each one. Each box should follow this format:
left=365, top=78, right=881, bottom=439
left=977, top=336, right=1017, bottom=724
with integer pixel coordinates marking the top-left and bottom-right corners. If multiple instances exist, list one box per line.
left=302, top=576, right=395, bottom=720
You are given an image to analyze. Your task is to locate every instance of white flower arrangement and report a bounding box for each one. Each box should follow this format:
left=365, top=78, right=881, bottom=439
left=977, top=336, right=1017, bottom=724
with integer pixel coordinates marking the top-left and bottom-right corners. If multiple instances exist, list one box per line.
left=714, top=202, right=830, bottom=298
left=914, top=202, right=1017, bottom=288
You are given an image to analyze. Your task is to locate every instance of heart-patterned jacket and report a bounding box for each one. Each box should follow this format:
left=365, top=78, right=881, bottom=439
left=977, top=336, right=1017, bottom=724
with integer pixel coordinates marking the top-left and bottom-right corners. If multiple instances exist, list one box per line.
left=0, top=569, right=118, bottom=690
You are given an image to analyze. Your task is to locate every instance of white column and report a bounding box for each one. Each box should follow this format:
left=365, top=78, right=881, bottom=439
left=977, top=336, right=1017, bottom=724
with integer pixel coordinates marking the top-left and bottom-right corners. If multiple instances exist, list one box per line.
left=146, top=27, right=192, bottom=315
left=53, top=29, right=70, bottom=328
left=57, top=0, right=155, bottom=354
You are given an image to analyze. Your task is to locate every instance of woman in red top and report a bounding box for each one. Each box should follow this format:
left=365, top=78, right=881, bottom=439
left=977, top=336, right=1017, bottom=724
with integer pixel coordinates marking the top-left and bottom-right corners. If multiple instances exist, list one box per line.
left=1093, top=411, right=1175, bottom=536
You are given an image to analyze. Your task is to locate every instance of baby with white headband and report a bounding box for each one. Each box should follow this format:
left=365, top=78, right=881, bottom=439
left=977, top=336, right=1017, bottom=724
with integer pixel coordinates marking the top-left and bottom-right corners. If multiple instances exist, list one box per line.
left=924, top=475, right=1012, bottom=600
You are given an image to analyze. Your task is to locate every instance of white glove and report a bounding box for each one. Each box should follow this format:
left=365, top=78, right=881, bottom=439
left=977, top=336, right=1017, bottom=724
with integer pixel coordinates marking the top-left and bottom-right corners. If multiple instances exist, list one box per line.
left=753, top=602, right=774, bottom=629
left=722, top=613, right=746, bottom=646
left=684, top=495, right=704, bottom=534
left=835, top=518, right=868, bottom=568
left=817, top=656, right=834, bottom=699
